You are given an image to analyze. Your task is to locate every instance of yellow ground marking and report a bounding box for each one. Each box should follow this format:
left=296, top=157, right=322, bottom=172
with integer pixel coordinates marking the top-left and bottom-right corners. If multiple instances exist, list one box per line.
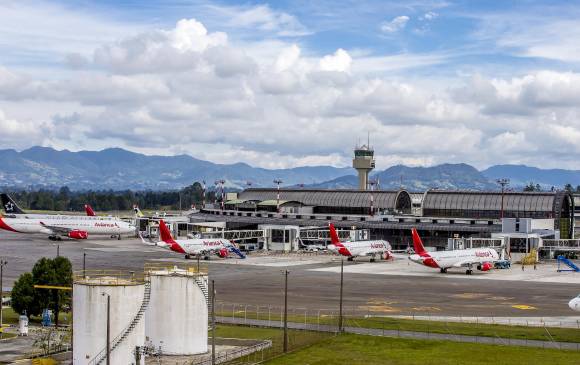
left=411, top=306, right=442, bottom=312
left=512, top=305, right=537, bottom=310
left=451, top=293, right=488, bottom=299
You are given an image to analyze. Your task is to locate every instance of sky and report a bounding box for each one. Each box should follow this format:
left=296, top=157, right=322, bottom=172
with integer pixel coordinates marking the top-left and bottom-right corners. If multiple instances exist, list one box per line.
left=2, top=0, right=580, bottom=170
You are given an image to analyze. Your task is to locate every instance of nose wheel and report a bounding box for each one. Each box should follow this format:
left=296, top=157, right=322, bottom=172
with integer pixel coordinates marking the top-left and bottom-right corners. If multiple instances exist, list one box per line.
left=440, top=268, right=447, bottom=273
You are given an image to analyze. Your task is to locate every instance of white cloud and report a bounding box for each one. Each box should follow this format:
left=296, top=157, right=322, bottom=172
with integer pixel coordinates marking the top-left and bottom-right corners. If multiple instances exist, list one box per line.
left=422, top=12, right=438, bottom=21
left=319, top=49, right=352, bottom=72
left=6, top=15, right=580, bottom=170
left=208, top=4, right=310, bottom=37
left=380, top=16, right=410, bottom=33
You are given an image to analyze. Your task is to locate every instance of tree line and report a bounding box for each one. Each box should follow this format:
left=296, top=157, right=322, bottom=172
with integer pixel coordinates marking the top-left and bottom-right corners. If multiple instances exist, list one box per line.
left=2, top=182, right=219, bottom=212
left=523, top=182, right=580, bottom=193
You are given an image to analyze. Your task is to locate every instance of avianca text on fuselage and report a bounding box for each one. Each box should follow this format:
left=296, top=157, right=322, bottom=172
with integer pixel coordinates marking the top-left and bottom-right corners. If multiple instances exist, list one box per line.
left=155, top=219, right=246, bottom=260
left=327, top=223, right=392, bottom=262
left=408, top=228, right=499, bottom=275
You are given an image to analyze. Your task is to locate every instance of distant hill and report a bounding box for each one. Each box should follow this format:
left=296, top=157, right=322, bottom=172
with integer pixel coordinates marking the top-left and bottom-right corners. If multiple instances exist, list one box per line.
left=2, top=147, right=580, bottom=191
left=307, top=164, right=496, bottom=191
left=374, top=164, right=496, bottom=191
left=482, top=165, right=580, bottom=189
left=0, top=147, right=351, bottom=190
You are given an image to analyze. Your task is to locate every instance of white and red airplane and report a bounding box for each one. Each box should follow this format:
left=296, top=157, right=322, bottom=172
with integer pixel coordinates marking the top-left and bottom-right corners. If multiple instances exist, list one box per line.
left=327, top=223, right=392, bottom=262
left=151, top=219, right=246, bottom=260
left=0, top=212, right=135, bottom=240
left=409, top=228, right=499, bottom=275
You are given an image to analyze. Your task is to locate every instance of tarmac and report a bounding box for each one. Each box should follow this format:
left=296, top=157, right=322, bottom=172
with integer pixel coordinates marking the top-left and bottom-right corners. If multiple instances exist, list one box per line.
left=1, top=231, right=579, bottom=318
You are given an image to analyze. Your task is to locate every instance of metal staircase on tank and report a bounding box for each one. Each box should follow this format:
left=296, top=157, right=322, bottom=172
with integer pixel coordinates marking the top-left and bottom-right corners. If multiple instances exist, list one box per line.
left=88, top=280, right=152, bottom=365
left=194, top=275, right=211, bottom=311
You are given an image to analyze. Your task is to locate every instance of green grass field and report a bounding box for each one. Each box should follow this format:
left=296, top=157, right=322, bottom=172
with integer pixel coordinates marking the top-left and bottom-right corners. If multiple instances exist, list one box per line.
left=1, top=308, right=71, bottom=326
left=216, top=309, right=580, bottom=343
left=263, top=333, right=580, bottom=365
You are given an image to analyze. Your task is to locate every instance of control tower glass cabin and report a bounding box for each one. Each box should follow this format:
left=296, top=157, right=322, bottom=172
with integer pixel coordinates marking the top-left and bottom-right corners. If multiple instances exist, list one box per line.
left=352, top=145, right=375, bottom=190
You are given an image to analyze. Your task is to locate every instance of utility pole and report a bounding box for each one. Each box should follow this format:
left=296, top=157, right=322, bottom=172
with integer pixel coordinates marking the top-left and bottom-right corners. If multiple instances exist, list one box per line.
left=283, top=270, right=289, bottom=353
left=211, top=280, right=216, bottom=365
left=202, top=180, right=206, bottom=209
left=274, top=179, right=283, bottom=213
left=369, top=180, right=377, bottom=216
left=496, top=178, right=510, bottom=220
left=338, top=259, right=344, bottom=332
left=57, top=244, right=60, bottom=257
left=0, top=259, right=6, bottom=330
left=83, top=252, right=86, bottom=277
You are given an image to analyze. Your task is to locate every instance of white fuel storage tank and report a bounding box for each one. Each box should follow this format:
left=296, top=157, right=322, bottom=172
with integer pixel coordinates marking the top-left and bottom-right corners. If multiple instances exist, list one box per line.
left=73, top=272, right=148, bottom=365
left=145, top=266, right=209, bottom=354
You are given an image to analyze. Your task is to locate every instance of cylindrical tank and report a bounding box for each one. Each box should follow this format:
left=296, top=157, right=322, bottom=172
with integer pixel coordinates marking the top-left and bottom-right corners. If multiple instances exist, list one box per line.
left=73, top=273, right=146, bottom=365
left=145, top=266, right=208, bottom=354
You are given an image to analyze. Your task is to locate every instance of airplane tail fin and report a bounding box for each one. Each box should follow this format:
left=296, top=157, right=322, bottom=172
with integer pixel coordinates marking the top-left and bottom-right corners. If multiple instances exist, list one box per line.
left=329, top=223, right=342, bottom=246
left=227, top=243, right=246, bottom=259
left=133, top=205, right=144, bottom=217
left=1, top=193, right=26, bottom=214
left=411, top=228, right=427, bottom=256
left=158, top=219, right=176, bottom=244
left=85, top=204, right=95, bottom=216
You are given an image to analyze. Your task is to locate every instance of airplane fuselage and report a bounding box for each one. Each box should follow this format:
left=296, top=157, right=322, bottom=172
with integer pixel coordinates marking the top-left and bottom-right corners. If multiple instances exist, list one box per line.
left=409, top=248, right=499, bottom=269
left=0, top=215, right=135, bottom=236
left=330, top=240, right=392, bottom=258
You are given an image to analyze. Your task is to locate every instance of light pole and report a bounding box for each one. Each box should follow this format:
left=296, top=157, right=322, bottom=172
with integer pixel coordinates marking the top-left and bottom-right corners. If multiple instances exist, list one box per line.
left=0, top=259, right=7, bottom=330
left=83, top=252, right=86, bottom=277
left=274, top=179, right=283, bottom=213
left=496, top=178, right=510, bottom=220
left=338, top=259, right=344, bottom=332
left=283, top=270, right=289, bottom=353
left=101, top=293, right=111, bottom=365
left=369, top=180, right=377, bottom=216
left=202, top=180, right=206, bottom=209
left=211, top=280, right=216, bottom=365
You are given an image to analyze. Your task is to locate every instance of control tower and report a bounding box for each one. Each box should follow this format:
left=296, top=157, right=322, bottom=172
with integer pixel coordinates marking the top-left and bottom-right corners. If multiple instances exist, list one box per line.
left=352, top=143, right=375, bottom=190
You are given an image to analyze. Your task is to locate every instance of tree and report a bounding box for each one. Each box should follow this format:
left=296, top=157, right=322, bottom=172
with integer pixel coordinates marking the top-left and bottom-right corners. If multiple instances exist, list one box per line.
left=11, top=272, right=42, bottom=317
left=31, top=257, right=72, bottom=326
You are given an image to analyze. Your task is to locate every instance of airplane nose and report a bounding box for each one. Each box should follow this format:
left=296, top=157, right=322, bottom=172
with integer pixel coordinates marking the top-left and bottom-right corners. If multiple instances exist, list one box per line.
left=569, top=299, right=578, bottom=311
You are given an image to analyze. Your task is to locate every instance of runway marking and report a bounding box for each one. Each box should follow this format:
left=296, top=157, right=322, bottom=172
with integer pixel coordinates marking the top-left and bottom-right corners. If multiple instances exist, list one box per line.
left=358, top=305, right=401, bottom=313
left=512, top=305, right=537, bottom=310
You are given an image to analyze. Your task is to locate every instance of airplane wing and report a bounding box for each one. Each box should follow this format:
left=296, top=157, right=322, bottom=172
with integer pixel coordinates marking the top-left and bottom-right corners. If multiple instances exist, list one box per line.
left=451, top=259, right=489, bottom=268
left=39, top=222, right=71, bottom=235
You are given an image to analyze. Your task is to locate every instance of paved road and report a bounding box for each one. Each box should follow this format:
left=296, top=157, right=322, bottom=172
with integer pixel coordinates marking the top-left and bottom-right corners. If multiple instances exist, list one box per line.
left=216, top=316, right=580, bottom=351
left=1, top=231, right=578, bottom=317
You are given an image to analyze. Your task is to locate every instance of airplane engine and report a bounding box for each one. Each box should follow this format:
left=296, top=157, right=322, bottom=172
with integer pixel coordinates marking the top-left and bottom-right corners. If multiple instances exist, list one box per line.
left=217, top=248, right=228, bottom=258
left=477, top=262, right=493, bottom=271
left=383, top=251, right=392, bottom=260
left=68, top=230, right=88, bottom=239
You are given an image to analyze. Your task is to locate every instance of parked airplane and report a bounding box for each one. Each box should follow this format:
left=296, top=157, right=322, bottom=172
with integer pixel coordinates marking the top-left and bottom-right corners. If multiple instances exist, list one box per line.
left=154, top=219, right=246, bottom=260
left=569, top=295, right=580, bottom=311
left=0, top=213, right=135, bottom=241
left=409, top=228, right=499, bottom=275
left=327, top=223, right=392, bottom=262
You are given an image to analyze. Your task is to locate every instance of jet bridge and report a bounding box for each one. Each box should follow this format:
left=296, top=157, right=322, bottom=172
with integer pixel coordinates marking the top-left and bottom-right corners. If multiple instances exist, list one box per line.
left=195, top=225, right=369, bottom=252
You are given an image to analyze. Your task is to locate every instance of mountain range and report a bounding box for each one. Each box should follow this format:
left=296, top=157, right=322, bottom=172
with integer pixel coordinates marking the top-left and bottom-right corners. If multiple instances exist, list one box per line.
left=0, top=147, right=578, bottom=191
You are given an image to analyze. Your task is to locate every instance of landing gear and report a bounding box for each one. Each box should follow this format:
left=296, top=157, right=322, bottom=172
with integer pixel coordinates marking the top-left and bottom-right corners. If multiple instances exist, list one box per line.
left=347, top=257, right=354, bottom=261
left=466, top=269, right=473, bottom=275
left=117, top=235, right=121, bottom=241
left=185, top=254, right=191, bottom=260
left=370, top=255, right=376, bottom=263
left=203, top=256, right=210, bottom=261
left=49, top=235, right=62, bottom=241
left=440, top=268, right=447, bottom=273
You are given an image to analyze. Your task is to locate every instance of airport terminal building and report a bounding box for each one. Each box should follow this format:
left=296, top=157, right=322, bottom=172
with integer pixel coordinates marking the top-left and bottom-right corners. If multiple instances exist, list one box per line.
left=196, top=188, right=574, bottom=250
